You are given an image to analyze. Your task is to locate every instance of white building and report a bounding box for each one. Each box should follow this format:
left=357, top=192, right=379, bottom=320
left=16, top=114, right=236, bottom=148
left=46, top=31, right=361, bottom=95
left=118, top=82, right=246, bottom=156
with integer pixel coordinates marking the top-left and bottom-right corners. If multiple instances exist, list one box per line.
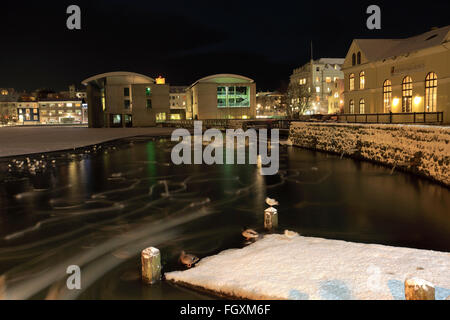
left=290, top=58, right=345, bottom=114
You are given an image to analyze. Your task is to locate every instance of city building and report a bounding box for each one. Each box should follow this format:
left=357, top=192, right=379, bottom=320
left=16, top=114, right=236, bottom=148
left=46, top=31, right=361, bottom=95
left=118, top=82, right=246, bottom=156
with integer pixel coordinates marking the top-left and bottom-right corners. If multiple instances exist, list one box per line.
left=328, top=79, right=345, bottom=114
left=186, top=74, right=256, bottom=120
left=82, top=71, right=170, bottom=127
left=290, top=58, right=345, bottom=114
left=169, top=86, right=187, bottom=120
left=17, top=99, right=40, bottom=124
left=256, top=91, right=286, bottom=118
left=38, top=99, right=86, bottom=124
left=0, top=88, right=19, bottom=124
left=342, top=25, right=450, bottom=123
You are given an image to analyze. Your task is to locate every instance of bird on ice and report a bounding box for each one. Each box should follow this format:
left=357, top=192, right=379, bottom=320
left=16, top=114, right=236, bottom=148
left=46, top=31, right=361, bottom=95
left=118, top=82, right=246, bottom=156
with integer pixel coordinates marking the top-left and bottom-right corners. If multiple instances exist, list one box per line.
left=242, top=229, right=259, bottom=241
left=179, top=251, right=200, bottom=268
left=265, top=197, right=279, bottom=206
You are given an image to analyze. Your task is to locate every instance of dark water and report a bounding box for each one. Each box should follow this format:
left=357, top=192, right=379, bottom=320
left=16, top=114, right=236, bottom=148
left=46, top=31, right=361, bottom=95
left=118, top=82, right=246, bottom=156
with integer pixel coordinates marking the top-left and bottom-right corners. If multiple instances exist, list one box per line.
left=0, top=137, right=449, bottom=299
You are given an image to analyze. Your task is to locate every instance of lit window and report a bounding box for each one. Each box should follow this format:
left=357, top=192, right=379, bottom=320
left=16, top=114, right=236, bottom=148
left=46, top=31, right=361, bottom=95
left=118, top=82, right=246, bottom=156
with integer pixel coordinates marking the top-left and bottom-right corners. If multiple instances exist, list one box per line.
left=383, top=80, right=392, bottom=113
left=156, top=112, right=166, bottom=122
left=349, top=74, right=355, bottom=91
left=66, top=103, right=73, bottom=107
left=359, top=99, right=365, bottom=114
left=425, top=72, right=437, bottom=112
left=146, top=87, right=151, bottom=96
left=402, top=76, right=413, bottom=113
left=33, top=108, right=38, bottom=114
left=349, top=100, right=355, bottom=114
left=316, top=77, right=320, bottom=82
left=316, top=87, right=320, bottom=93
left=334, top=93, right=339, bottom=98
left=359, top=71, right=365, bottom=89
left=326, top=77, right=331, bottom=83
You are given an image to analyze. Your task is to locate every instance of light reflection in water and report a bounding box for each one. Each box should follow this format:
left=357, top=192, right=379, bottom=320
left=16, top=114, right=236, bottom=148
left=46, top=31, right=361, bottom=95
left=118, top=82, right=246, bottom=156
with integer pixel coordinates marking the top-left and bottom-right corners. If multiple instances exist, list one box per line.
left=0, top=137, right=448, bottom=300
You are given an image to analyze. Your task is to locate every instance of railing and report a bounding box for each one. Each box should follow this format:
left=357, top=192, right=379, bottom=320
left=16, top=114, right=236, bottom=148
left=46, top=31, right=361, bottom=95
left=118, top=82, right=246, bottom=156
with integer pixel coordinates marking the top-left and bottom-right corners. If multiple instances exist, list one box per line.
left=160, top=112, right=444, bottom=130
left=336, top=112, right=444, bottom=124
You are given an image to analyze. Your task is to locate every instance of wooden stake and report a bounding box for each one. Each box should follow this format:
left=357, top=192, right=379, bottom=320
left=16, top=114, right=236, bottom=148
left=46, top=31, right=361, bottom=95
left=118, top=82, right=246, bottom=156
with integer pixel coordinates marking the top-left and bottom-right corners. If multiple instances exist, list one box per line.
left=405, top=278, right=435, bottom=300
left=141, top=247, right=161, bottom=284
left=264, top=207, right=278, bottom=230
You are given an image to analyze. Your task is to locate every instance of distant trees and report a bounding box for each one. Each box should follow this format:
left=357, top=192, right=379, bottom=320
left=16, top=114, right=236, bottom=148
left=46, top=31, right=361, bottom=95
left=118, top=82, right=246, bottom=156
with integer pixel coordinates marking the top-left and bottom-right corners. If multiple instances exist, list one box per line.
left=285, top=81, right=313, bottom=118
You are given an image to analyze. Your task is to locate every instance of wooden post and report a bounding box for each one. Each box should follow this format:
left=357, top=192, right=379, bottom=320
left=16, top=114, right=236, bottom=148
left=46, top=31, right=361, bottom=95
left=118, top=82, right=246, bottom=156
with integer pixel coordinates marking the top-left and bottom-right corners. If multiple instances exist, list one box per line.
left=141, top=247, right=161, bottom=285
left=0, top=275, right=5, bottom=300
left=404, top=278, right=435, bottom=300
left=264, top=207, right=278, bottom=230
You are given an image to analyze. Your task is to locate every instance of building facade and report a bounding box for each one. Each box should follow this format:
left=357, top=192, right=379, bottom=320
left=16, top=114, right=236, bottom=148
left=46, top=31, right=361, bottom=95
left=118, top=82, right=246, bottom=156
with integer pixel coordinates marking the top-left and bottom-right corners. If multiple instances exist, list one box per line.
left=328, top=79, right=345, bottom=114
left=82, top=72, right=170, bottom=127
left=342, top=25, right=450, bottom=123
left=290, top=58, right=345, bottom=114
left=186, top=74, right=256, bottom=120
left=0, top=88, right=19, bottom=124
left=38, top=99, right=86, bottom=124
left=169, top=86, right=187, bottom=120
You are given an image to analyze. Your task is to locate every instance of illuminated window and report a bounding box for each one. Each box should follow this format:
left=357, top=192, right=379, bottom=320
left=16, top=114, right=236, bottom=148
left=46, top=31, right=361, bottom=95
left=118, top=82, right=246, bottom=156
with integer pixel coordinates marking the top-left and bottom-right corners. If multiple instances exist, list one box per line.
left=359, top=71, right=365, bottom=89
left=316, top=77, right=320, bottom=82
left=326, top=77, right=331, bottom=83
left=359, top=99, right=365, bottom=114
left=349, top=74, right=355, bottom=91
left=170, top=114, right=181, bottom=120
left=217, top=86, right=250, bottom=108
left=124, top=87, right=130, bottom=97
left=26, top=109, right=30, bottom=114
left=334, top=93, right=339, bottom=98
left=316, top=87, right=320, bottom=93
left=425, top=72, right=437, bottom=112
left=1, top=89, right=8, bottom=95
left=33, top=108, right=38, bottom=114
left=383, top=80, right=392, bottom=113
left=33, top=115, right=38, bottom=120
left=349, top=100, right=355, bottom=114
left=146, top=87, right=151, bottom=96
left=402, top=76, right=413, bottom=113
left=156, top=112, right=166, bottom=122
left=66, top=103, right=73, bottom=107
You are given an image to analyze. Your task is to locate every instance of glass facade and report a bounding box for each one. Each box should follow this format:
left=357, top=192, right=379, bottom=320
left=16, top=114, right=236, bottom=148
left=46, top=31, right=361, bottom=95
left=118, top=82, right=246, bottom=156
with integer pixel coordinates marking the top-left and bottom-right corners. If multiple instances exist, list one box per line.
left=217, top=86, right=250, bottom=108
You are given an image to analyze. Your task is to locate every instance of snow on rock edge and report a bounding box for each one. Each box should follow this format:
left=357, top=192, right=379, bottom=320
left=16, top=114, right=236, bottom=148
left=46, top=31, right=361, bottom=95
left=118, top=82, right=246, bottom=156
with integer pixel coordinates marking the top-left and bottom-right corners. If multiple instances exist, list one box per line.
left=288, top=123, right=450, bottom=186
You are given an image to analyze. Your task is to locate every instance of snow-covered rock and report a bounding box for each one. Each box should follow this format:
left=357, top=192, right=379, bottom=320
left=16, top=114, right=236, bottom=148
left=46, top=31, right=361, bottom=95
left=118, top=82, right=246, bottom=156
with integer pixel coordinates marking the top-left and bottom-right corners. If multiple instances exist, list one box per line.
left=166, top=234, right=450, bottom=300
left=289, top=123, right=450, bottom=186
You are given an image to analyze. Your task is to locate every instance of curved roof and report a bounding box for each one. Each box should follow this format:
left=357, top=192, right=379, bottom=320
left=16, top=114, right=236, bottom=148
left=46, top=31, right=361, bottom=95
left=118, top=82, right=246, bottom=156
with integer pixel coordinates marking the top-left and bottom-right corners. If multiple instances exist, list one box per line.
left=190, top=74, right=254, bottom=88
left=82, top=71, right=155, bottom=86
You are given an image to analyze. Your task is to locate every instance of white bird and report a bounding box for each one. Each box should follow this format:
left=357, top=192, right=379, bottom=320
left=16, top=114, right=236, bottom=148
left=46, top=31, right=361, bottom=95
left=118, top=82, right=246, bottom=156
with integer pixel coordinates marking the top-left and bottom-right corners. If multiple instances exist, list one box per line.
left=265, top=197, right=279, bottom=206
left=242, top=229, right=259, bottom=241
left=284, top=230, right=299, bottom=239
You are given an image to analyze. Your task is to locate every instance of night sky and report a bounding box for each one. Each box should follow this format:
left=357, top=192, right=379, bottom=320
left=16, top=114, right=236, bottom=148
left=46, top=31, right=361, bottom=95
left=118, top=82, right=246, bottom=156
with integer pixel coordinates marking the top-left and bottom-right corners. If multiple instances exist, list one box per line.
left=1, top=0, right=449, bottom=92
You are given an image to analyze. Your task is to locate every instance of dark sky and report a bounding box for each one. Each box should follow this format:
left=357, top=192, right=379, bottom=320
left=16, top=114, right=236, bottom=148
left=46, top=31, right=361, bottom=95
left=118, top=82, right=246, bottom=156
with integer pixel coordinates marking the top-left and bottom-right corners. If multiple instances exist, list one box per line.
left=1, top=0, right=449, bottom=92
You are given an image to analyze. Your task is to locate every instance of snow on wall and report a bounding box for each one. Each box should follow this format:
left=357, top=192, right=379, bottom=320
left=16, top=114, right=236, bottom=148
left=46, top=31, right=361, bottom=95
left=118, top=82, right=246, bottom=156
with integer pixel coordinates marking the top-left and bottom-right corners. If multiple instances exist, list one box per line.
left=288, top=123, right=450, bottom=186
left=165, top=234, right=450, bottom=300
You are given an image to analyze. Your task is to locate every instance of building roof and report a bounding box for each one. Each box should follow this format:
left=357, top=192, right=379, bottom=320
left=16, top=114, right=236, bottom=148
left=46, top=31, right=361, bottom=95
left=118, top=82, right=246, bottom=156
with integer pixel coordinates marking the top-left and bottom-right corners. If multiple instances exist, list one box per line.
left=354, top=25, right=450, bottom=62
left=82, top=71, right=155, bottom=86
left=317, top=58, right=345, bottom=65
left=189, top=74, right=254, bottom=88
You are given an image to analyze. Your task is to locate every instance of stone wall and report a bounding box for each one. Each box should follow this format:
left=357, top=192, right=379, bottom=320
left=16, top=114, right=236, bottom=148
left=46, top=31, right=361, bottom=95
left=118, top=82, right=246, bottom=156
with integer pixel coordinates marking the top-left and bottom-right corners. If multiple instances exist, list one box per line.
left=289, top=122, right=450, bottom=186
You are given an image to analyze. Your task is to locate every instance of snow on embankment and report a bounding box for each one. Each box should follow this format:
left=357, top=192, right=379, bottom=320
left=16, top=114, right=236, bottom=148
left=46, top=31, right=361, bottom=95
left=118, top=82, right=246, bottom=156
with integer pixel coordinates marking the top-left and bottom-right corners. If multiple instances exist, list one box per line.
left=288, top=123, right=450, bottom=186
left=166, top=234, right=450, bottom=300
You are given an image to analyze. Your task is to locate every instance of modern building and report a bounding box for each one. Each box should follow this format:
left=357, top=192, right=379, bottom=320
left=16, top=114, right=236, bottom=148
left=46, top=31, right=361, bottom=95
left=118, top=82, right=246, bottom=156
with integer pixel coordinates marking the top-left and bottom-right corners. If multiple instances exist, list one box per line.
left=17, top=99, right=40, bottom=124
left=290, top=58, right=345, bottom=114
left=328, top=79, right=345, bottom=114
left=186, top=74, right=256, bottom=120
left=342, top=25, right=450, bottom=123
left=82, top=71, right=170, bottom=127
left=169, top=86, right=187, bottom=120
left=256, top=91, right=286, bottom=118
